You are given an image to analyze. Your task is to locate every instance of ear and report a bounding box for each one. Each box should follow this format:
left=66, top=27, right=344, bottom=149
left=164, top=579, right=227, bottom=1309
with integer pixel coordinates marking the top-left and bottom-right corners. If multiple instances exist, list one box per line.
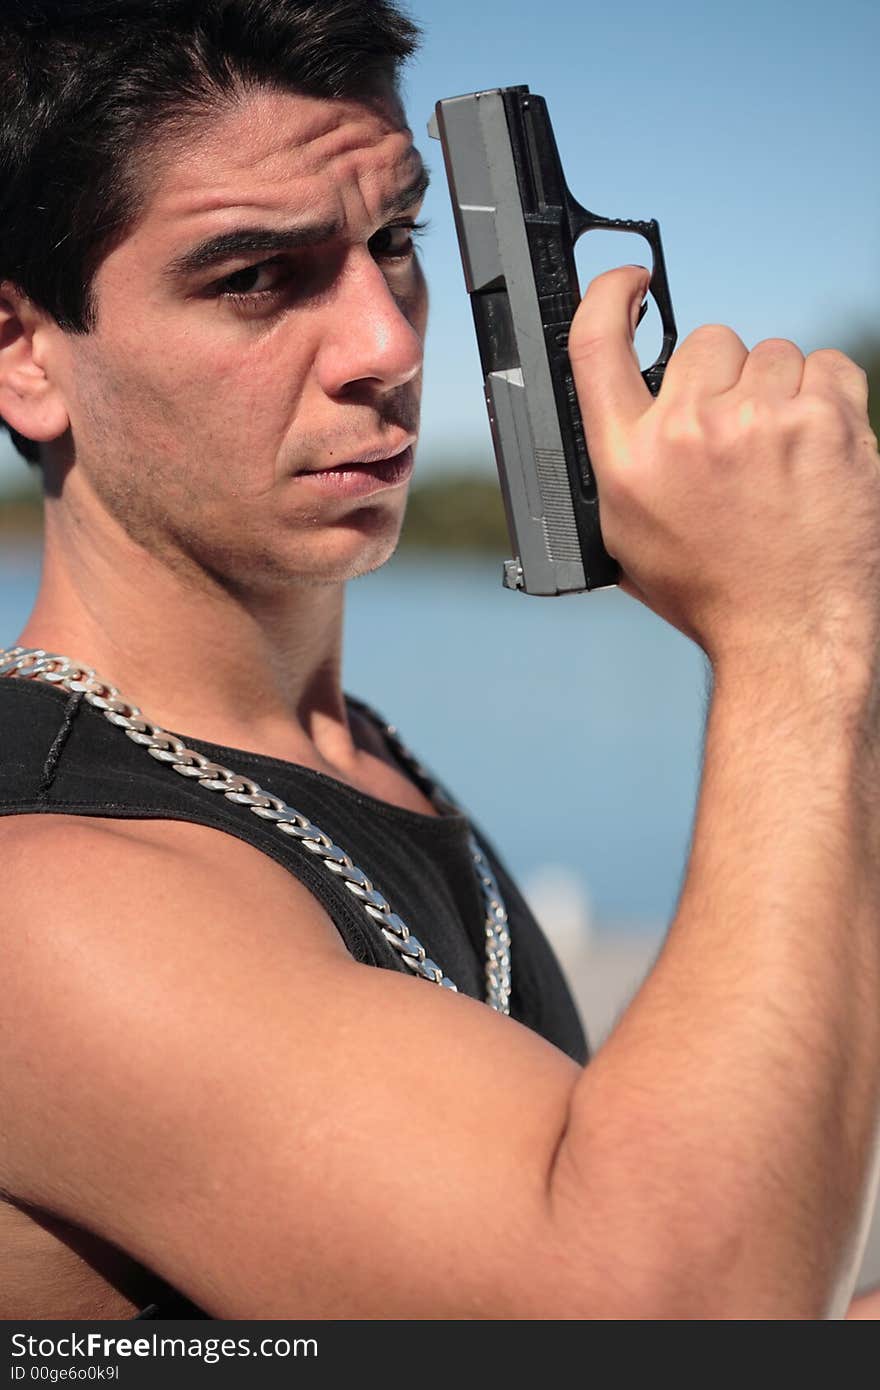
left=0, top=284, right=70, bottom=446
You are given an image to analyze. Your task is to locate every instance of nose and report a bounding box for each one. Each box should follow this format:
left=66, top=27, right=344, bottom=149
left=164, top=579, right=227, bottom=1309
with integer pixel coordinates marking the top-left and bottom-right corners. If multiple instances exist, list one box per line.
left=315, top=246, right=425, bottom=398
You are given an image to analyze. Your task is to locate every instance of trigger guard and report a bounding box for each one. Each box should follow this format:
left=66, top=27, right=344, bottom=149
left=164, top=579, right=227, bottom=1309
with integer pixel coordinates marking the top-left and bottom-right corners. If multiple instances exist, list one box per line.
left=566, top=196, right=677, bottom=399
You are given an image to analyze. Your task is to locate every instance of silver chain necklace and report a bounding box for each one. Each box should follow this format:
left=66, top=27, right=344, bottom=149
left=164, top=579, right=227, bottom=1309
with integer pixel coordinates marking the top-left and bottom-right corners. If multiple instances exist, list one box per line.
left=0, top=646, right=512, bottom=1013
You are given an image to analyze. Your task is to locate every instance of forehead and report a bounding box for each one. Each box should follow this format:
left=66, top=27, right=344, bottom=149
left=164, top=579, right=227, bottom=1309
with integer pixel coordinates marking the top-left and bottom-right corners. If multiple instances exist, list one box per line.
left=135, top=85, right=423, bottom=242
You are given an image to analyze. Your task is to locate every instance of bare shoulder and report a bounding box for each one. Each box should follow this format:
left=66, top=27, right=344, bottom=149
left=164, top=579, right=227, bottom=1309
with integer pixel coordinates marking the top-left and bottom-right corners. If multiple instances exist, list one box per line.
left=0, top=806, right=321, bottom=874
left=0, top=811, right=586, bottom=1319
left=0, top=810, right=352, bottom=960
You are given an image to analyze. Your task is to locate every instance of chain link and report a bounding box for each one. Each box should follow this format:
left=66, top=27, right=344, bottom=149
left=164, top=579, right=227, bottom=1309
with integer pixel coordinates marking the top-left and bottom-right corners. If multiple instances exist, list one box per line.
left=349, top=700, right=512, bottom=1014
left=0, top=647, right=511, bottom=1013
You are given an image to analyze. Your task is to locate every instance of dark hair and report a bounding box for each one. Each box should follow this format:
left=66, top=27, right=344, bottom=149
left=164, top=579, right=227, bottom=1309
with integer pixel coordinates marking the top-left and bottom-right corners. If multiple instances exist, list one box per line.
left=0, top=0, right=423, bottom=462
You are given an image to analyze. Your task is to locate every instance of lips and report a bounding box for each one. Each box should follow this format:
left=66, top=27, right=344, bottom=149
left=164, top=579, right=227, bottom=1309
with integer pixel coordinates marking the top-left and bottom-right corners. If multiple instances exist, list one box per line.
left=304, top=436, right=417, bottom=474
left=291, top=443, right=415, bottom=498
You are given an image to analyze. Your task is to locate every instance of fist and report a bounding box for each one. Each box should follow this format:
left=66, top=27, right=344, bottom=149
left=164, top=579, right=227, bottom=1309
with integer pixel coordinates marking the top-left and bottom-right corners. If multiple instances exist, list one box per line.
left=569, top=267, right=880, bottom=670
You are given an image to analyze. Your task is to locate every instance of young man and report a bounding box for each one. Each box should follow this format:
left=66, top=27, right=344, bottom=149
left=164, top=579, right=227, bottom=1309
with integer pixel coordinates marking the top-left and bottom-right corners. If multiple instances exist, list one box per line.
left=1, top=1, right=879, bottom=1320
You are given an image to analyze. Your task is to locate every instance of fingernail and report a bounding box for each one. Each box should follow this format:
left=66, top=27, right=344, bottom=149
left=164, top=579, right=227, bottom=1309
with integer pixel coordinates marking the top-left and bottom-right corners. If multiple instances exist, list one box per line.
left=630, top=279, right=650, bottom=337
left=628, top=293, right=647, bottom=336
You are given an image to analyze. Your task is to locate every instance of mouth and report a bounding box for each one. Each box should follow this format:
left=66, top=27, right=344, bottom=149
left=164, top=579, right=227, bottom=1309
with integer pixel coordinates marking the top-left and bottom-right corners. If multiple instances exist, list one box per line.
left=294, top=438, right=416, bottom=498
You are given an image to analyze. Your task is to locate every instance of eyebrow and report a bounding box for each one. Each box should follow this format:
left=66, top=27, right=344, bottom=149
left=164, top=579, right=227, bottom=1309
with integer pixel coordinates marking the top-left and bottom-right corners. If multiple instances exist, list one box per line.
left=164, top=163, right=431, bottom=281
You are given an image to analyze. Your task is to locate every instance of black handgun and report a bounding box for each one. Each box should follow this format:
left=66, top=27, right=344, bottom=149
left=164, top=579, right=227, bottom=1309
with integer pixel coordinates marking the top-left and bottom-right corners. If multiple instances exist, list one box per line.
left=428, top=86, right=677, bottom=595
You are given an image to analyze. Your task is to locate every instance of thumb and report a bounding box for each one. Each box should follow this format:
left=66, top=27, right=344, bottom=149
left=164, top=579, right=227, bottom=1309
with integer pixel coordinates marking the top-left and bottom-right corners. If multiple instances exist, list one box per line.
left=568, top=265, right=654, bottom=469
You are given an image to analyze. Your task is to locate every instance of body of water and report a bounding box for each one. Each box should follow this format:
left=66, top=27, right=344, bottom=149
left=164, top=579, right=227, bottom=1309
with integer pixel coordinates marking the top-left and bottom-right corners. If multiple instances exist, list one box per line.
left=0, top=542, right=707, bottom=931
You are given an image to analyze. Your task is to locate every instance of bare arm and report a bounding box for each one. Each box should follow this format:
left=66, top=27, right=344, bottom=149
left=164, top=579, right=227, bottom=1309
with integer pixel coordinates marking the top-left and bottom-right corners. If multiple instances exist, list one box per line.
left=556, top=657, right=880, bottom=1317
left=3, top=270, right=879, bottom=1319
left=562, top=269, right=880, bottom=1316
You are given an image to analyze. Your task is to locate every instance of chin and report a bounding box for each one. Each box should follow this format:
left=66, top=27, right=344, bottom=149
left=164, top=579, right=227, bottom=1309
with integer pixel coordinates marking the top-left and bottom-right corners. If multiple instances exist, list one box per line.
left=181, top=494, right=407, bottom=595
left=289, top=508, right=405, bottom=586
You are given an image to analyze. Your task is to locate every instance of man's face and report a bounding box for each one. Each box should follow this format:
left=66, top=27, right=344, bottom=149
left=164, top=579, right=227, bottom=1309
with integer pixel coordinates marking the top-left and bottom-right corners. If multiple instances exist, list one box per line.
left=51, top=85, right=430, bottom=592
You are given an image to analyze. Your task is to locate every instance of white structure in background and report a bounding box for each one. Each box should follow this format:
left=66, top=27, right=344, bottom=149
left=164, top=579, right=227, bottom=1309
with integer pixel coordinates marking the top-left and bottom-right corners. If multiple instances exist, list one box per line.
left=522, top=863, right=595, bottom=995
left=522, top=864, right=662, bottom=1046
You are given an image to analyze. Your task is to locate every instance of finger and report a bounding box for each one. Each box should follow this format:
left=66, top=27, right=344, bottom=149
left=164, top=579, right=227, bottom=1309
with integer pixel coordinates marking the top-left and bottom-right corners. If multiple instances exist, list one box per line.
left=658, top=323, right=750, bottom=401
left=733, top=338, right=804, bottom=400
left=568, top=266, right=655, bottom=464
left=800, top=348, right=870, bottom=416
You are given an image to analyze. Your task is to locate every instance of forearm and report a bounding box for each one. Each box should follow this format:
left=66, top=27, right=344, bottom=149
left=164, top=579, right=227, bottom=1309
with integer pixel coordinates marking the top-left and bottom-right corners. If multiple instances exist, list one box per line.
left=554, top=650, right=880, bottom=1318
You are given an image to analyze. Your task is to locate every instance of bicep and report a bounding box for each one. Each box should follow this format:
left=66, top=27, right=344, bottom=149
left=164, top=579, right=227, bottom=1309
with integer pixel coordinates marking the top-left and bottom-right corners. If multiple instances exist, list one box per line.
left=1, top=819, right=583, bottom=1319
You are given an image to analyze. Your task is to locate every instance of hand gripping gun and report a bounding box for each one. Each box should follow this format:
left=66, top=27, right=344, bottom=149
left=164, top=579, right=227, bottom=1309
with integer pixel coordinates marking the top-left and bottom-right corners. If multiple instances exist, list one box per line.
left=428, top=86, right=677, bottom=595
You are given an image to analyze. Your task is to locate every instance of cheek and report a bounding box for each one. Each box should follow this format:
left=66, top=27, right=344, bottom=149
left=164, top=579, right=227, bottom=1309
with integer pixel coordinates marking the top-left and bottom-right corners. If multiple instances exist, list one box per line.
left=70, top=318, right=309, bottom=486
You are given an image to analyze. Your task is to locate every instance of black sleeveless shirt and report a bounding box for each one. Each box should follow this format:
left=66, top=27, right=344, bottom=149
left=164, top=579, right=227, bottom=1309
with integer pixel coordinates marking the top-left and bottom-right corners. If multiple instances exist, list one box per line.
left=0, top=676, right=589, bottom=1317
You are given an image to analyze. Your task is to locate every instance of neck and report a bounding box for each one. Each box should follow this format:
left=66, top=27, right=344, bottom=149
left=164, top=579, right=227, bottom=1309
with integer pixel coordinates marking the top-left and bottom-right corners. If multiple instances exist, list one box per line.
left=16, top=495, right=357, bottom=769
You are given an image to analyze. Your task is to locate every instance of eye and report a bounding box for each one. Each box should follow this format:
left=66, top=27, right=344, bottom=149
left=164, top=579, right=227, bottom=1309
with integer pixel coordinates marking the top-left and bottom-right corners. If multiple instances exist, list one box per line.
left=368, top=220, right=430, bottom=260
left=216, top=259, right=292, bottom=300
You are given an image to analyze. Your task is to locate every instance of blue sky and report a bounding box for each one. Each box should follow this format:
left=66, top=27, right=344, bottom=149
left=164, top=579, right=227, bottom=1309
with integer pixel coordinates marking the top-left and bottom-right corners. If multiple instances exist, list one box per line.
left=405, top=0, right=880, bottom=467
left=1, top=0, right=877, bottom=489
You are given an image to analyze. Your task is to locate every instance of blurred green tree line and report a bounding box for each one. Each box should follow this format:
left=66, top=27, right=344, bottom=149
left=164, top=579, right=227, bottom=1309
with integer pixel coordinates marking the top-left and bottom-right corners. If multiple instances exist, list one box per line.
left=2, top=337, right=878, bottom=550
